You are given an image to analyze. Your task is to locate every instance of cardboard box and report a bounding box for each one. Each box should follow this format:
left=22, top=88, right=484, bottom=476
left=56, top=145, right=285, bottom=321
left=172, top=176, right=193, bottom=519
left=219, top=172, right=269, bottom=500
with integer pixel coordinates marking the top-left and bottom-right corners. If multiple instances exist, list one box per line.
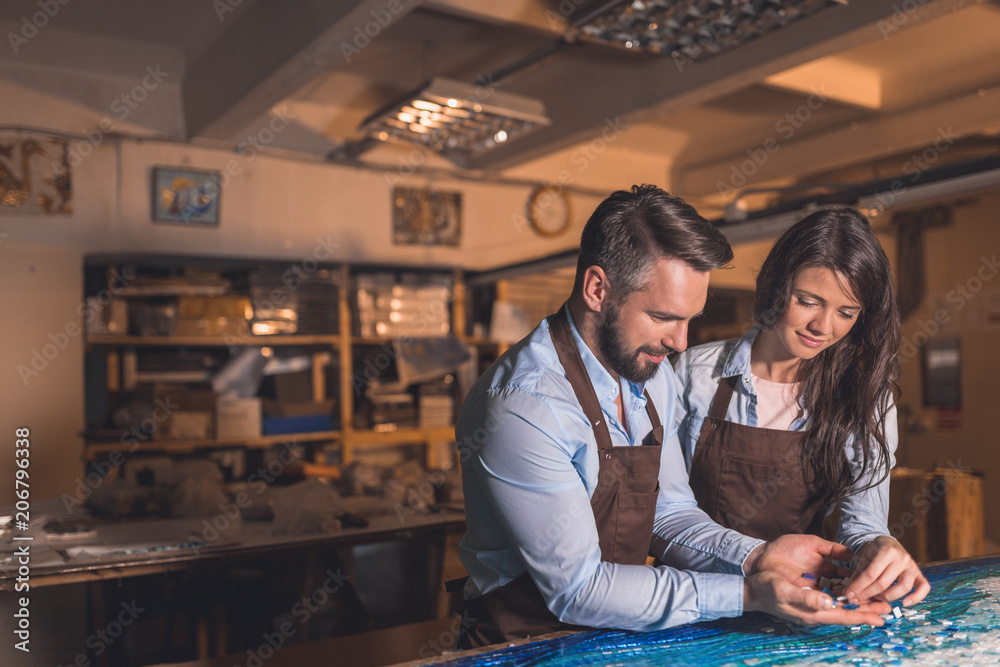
left=175, top=317, right=247, bottom=337
left=175, top=296, right=251, bottom=337
left=888, top=467, right=984, bottom=562
left=153, top=384, right=216, bottom=440
left=165, top=412, right=214, bottom=439
left=216, top=397, right=262, bottom=439
left=177, top=295, right=252, bottom=319
left=273, top=370, right=315, bottom=403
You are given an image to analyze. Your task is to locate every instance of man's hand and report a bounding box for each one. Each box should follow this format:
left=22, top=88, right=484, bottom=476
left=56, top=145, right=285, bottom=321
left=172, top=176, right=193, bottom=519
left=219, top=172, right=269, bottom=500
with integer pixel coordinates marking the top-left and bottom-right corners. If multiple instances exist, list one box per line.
left=844, top=536, right=930, bottom=606
left=744, top=534, right=854, bottom=584
left=744, top=570, right=890, bottom=626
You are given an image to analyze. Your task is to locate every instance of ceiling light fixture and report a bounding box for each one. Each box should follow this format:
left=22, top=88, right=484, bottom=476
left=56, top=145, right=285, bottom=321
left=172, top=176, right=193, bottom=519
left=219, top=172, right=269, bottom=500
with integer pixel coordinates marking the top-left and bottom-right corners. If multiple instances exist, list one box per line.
left=571, top=0, right=847, bottom=61
left=357, top=77, right=550, bottom=161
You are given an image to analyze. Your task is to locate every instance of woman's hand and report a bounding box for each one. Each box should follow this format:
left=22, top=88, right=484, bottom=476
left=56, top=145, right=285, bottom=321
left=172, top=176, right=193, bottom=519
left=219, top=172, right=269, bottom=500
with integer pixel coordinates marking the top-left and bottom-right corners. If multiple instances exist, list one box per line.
left=844, top=536, right=930, bottom=606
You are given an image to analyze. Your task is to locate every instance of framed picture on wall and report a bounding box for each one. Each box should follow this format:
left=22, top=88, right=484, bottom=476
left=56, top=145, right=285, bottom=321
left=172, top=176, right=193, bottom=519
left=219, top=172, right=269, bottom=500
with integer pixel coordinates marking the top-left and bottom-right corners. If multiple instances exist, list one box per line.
left=391, top=187, right=461, bottom=246
left=151, top=167, right=221, bottom=226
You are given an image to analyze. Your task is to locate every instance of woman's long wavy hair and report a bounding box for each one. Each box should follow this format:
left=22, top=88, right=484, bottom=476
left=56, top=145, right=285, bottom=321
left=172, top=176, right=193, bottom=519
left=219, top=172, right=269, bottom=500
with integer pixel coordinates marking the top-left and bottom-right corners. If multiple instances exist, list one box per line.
left=754, top=206, right=899, bottom=505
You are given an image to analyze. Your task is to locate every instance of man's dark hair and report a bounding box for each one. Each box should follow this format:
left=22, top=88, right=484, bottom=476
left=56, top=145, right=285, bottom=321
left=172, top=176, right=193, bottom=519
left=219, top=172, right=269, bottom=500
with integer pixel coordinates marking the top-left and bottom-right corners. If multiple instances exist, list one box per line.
left=575, top=184, right=733, bottom=297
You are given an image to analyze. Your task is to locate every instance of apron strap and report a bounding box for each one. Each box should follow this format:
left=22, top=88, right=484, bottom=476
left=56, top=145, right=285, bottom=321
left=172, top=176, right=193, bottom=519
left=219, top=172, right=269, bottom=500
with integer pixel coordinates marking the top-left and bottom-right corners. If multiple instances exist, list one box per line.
left=547, top=308, right=614, bottom=449
left=643, top=389, right=661, bottom=432
left=707, top=374, right=739, bottom=421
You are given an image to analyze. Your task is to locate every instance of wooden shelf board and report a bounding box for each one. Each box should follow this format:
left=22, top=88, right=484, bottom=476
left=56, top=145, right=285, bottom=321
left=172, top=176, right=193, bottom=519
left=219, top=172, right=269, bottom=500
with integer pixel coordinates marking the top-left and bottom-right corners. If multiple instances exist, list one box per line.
left=461, top=336, right=501, bottom=346
left=352, top=336, right=398, bottom=346
left=85, top=430, right=342, bottom=456
left=86, top=334, right=341, bottom=347
left=347, top=426, right=455, bottom=447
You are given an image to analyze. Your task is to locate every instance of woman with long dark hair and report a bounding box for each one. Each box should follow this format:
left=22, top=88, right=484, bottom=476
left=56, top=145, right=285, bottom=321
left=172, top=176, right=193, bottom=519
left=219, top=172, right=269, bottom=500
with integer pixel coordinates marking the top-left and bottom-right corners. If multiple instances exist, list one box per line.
left=673, top=206, right=929, bottom=606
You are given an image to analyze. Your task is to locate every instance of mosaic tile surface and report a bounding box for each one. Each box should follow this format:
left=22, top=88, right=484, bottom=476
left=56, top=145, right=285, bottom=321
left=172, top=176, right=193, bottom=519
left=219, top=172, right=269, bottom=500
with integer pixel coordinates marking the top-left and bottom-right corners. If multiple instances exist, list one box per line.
left=432, top=556, right=1000, bottom=666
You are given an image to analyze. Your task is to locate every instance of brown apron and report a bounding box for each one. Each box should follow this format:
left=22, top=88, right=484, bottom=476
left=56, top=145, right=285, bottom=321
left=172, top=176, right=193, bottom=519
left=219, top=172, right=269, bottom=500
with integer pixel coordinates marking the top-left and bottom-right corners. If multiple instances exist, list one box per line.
left=688, top=375, right=826, bottom=541
left=456, top=308, right=664, bottom=649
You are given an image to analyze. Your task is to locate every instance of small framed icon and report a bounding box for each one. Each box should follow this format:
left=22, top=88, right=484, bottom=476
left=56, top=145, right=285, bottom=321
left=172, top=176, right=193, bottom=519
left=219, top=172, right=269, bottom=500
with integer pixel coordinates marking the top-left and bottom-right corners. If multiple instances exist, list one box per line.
left=151, top=167, right=221, bottom=226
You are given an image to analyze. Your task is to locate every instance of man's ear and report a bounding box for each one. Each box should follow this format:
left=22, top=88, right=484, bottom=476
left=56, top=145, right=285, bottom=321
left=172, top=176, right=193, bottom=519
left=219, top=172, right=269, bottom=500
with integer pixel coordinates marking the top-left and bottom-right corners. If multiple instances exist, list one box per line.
left=580, top=266, right=611, bottom=312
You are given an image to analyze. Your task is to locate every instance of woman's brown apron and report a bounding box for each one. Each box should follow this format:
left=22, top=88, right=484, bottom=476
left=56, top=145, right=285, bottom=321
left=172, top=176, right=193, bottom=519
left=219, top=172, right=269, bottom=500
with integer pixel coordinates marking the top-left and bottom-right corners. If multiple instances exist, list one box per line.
left=688, top=375, right=826, bottom=541
left=456, top=308, right=664, bottom=649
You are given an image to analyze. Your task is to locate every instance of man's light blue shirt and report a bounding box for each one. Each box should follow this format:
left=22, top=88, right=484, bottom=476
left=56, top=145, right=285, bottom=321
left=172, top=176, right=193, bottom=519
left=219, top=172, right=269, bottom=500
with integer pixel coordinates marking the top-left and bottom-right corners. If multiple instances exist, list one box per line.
left=672, top=325, right=896, bottom=554
left=456, top=305, right=764, bottom=632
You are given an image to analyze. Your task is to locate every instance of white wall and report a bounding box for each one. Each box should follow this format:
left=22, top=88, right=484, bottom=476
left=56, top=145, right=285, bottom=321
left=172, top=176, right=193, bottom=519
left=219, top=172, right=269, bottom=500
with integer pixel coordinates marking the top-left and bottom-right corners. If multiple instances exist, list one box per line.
left=0, top=238, right=84, bottom=503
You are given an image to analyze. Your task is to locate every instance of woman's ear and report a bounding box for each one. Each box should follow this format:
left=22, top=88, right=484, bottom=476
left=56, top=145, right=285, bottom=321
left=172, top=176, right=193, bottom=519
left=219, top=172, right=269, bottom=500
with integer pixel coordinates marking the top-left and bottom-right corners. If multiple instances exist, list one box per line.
left=580, top=266, right=611, bottom=313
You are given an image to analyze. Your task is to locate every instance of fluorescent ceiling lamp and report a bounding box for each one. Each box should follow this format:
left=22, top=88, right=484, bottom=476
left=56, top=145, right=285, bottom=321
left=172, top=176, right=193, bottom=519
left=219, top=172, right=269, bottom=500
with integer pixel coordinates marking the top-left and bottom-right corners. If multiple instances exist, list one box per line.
left=358, top=77, right=550, bottom=160
left=574, top=0, right=845, bottom=60
left=719, top=166, right=1000, bottom=244
left=857, top=168, right=1000, bottom=217
left=716, top=205, right=822, bottom=245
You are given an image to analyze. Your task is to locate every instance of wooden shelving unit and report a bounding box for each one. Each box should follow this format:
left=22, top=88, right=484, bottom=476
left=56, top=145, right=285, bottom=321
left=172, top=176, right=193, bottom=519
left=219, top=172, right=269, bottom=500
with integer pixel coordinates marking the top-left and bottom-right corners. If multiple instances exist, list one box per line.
left=83, top=259, right=497, bottom=470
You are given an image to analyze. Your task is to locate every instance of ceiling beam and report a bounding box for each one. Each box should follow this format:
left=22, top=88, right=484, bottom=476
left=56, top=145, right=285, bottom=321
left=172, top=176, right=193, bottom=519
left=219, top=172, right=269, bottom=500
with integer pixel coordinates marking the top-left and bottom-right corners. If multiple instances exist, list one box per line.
left=764, top=57, right=882, bottom=110
left=183, top=0, right=421, bottom=140
left=677, top=81, right=1000, bottom=197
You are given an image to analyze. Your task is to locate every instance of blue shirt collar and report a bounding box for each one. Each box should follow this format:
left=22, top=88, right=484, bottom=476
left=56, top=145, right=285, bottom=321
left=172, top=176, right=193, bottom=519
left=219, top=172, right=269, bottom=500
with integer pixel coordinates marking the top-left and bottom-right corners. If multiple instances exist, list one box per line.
left=722, top=323, right=762, bottom=381
left=722, top=324, right=765, bottom=398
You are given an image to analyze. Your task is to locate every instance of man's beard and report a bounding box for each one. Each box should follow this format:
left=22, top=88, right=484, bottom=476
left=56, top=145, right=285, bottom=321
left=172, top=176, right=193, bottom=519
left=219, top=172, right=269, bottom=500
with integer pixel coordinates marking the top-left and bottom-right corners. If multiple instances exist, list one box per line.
left=596, top=299, right=674, bottom=384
